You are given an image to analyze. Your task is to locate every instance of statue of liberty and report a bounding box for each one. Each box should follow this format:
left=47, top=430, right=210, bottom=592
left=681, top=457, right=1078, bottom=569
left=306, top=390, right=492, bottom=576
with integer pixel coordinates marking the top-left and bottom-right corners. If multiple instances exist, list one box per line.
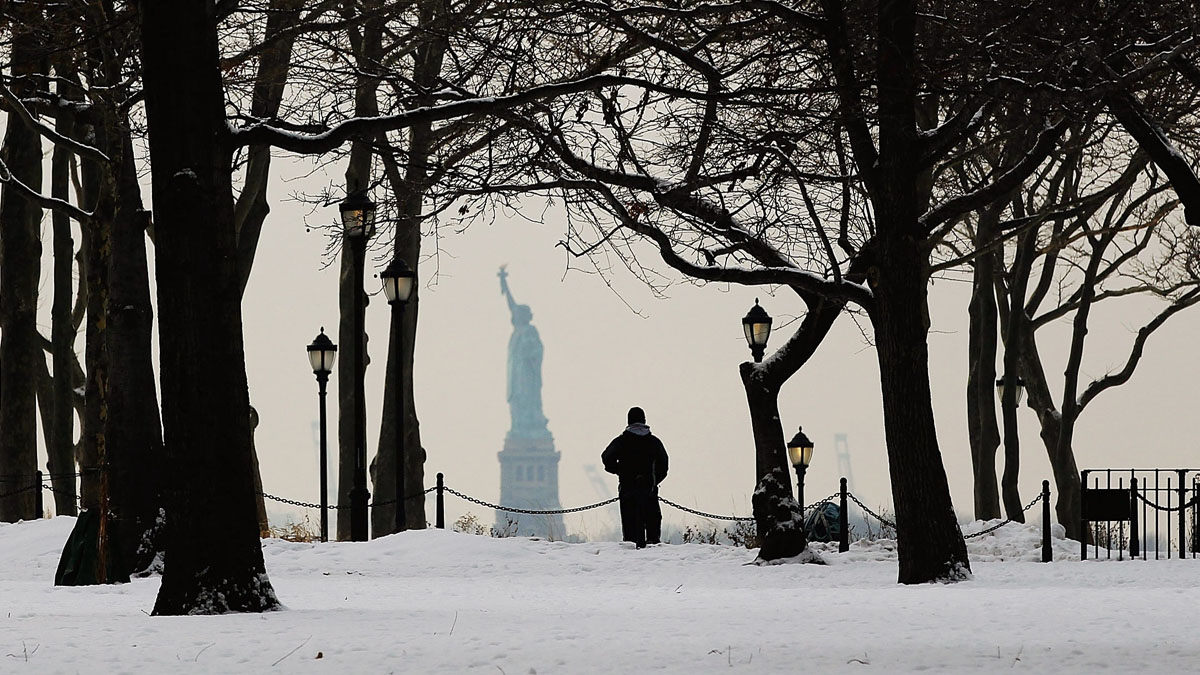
left=499, top=266, right=550, bottom=438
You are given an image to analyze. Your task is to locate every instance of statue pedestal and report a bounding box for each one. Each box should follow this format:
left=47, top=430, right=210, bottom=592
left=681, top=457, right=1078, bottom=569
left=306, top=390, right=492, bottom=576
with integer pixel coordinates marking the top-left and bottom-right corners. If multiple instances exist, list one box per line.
left=496, top=432, right=565, bottom=539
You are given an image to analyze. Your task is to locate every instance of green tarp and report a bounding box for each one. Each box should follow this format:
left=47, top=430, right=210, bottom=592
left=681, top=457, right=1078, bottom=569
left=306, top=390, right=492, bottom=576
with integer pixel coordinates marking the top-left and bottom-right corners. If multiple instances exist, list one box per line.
left=54, top=509, right=129, bottom=586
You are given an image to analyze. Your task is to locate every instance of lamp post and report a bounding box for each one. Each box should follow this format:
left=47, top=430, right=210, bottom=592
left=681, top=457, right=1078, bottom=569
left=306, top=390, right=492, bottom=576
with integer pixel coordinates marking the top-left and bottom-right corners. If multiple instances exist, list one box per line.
left=380, top=256, right=415, bottom=534
left=307, top=329, right=337, bottom=543
left=995, top=375, right=1026, bottom=405
left=787, top=426, right=814, bottom=510
left=340, top=191, right=376, bottom=541
left=742, top=299, right=772, bottom=363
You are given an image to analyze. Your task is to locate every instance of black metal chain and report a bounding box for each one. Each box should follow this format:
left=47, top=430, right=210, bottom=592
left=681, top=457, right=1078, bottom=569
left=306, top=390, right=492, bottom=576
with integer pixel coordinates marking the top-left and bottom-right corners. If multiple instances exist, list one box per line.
left=804, top=493, right=841, bottom=514
left=260, top=486, right=436, bottom=511
left=1132, top=492, right=1197, bottom=513
left=657, top=496, right=754, bottom=521
left=963, top=492, right=1044, bottom=539
left=847, top=492, right=897, bottom=530
left=443, top=486, right=618, bottom=515
left=41, top=483, right=82, bottom=501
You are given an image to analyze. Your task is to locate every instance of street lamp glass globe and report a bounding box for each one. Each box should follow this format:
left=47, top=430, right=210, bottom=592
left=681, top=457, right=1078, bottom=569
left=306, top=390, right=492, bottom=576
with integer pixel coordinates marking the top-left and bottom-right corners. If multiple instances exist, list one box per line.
left=307, top=328, right=338, bottom=374
left=380, top=256, right=416, bottom=304
left=339, top=191, right=377, bottom=239
left=742, top=299, right=772, bottom=348
left=787, top=427, right=814, bottom=468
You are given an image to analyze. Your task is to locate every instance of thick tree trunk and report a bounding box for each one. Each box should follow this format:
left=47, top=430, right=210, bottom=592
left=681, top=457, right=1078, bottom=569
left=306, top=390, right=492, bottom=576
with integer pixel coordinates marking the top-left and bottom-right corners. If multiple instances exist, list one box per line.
left=736, top=296, right=841, bottom=560
left=141, top=0, right=278, bottom=614
left=741, top=365, right=808, bottom=560
left=965, top=220, right=1001, bottom=520
left=106, top=133, right=165, bottom=575
left=872, top=244, right=970, bottom=582
left=872, top=0, right=969, bottom=584
left=0, top=15, right=45, bottom=523
left=741, top=364, right=792, bottom=496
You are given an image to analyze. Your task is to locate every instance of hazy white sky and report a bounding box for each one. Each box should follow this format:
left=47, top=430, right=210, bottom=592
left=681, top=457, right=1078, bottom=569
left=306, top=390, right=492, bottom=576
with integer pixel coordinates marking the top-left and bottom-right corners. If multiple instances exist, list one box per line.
left=37, top=154, right=1200, bottom=538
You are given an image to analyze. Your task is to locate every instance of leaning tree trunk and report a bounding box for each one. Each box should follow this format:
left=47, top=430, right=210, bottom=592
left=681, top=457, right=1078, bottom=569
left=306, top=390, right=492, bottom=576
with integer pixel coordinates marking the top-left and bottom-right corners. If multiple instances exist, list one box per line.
left=871, top=240, right=971, bottom=583
left=141, top=0, right=278, bottom=615
left=736, top=294, right=842, bottom=561
left=740, top=363, right=807, bottom=560
left=0, top=15, right=45, bottom=523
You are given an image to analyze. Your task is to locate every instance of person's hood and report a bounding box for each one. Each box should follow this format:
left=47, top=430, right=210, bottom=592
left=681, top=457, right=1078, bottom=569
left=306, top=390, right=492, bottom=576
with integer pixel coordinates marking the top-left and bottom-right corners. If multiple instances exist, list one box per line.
left=625, top=423, right=651, bottom=436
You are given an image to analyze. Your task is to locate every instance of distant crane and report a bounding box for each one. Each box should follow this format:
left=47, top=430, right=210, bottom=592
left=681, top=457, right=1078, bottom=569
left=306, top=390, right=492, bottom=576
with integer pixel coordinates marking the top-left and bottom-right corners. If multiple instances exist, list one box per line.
left=583, top=464, right=613, bottom=501
left=835, top=433, right=855, bottom=493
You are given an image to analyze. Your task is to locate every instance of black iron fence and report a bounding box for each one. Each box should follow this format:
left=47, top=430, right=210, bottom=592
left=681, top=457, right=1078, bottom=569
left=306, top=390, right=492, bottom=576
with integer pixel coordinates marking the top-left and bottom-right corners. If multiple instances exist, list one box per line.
left=1080, top=469, right=1199, bottom=561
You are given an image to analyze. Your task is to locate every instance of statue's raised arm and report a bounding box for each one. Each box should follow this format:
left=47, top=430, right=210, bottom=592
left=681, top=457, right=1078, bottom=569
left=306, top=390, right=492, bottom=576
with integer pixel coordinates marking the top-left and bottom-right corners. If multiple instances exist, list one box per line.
left=498, top=265, right=518, bottom=315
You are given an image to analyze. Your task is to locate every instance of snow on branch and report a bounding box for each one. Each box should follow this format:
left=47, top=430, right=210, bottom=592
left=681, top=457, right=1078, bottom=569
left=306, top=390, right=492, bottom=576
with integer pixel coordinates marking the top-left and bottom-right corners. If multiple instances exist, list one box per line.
left=0, top=83, right=111, bottom=164
left=0, top=159, right=92, bottom=223
left=1107, top=92, right=1200, bottom=227
left=230, top=74, right=703, bottom=154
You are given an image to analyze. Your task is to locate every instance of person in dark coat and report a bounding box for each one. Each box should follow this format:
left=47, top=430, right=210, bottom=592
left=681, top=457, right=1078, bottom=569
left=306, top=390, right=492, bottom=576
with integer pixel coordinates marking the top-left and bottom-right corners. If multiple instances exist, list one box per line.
left=602, top=406, right=669, bottom=548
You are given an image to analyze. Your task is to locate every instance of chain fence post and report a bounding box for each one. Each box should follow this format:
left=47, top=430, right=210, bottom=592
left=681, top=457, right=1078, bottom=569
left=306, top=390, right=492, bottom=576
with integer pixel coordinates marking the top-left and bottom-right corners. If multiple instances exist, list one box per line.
left=1080, top=470, right=1089, bottom=561
left=1129, top=477, right=1139, bottom=559
left=1178, top=470, right=1187, bottom=559
left=1041, top=480, right=1051, bottom=563
left=436, top=472, right=445, bottom=529
left=839, top=477, right=849, bottom=552
left=35, top=470, right=44, bottom=519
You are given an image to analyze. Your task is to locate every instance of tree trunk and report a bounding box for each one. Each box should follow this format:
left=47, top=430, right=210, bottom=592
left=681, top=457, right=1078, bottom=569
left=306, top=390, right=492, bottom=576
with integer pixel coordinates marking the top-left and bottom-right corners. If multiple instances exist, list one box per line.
left=49, top=97, right=79, bottom=517
left=1014, top=322, right=1082, bottom=539
left=0, top=12, right=45, bottom=523
left=233, top=0, right=306, bottom=532
left=965, top=217, right=1001, bottom=521
left=740, top=364, right=808, bottom=559
left=998, top=229, right=1038, bottom=522
left=340, top=0, right=383, bottom=539
left=735, top=295, right=841, bottom=560
left=336, top=248, right=367, bottom=541
left=871, top=0, right=970, bottom=583
left=872, top=242, right=970, bottom=582
left=79, top=115, right=110, bottom=515
left=106, top=132, right=165, bottom=576
left=140, top=0, right=278, bottom=614
left=372, top=0, right=443, bottom=533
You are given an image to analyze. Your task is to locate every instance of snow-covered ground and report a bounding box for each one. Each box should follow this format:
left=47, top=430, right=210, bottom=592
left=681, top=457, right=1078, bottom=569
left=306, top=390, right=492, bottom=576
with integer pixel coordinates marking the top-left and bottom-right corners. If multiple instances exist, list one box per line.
left=2, top=517, right=1196, bottom=673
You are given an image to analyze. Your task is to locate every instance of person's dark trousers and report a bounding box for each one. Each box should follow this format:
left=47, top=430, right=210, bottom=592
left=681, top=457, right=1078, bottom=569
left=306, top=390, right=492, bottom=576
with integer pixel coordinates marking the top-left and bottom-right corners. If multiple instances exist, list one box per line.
left=645, top=484, right=662, bottom=545
left=619, top=478, right=655, bottom=548
left=618, top=483, right=646, bottom=548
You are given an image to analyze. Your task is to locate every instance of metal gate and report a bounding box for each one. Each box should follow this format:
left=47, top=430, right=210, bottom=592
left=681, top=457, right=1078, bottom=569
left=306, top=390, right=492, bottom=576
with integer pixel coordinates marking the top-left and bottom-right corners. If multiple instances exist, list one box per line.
left=1080, top=469, right=1199, bottom=560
